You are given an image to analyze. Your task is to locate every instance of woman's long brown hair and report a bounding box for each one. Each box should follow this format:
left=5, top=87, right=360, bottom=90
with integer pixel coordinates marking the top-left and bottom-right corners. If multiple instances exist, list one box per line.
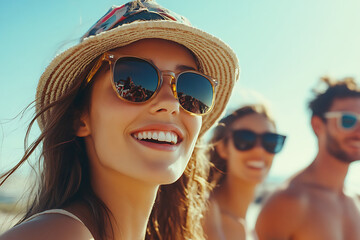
left=0, top=58, right=211, bottom=239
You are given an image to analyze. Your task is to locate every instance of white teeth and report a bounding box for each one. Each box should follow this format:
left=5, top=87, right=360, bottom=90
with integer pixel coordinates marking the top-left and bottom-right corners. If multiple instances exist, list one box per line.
left=152, top=132, right=158, bottom=140
left=134, top=131, right=178, bottom=144
left=247, top=161, right=265, bottom=168
left=172, top=134, right=177, bottom=144
left=165, top=132, right=172, bottom=142
left=158, top=132, right=166, bottom=141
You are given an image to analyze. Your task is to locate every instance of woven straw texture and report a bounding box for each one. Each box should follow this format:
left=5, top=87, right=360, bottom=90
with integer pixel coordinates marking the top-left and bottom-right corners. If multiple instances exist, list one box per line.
left=36, top=20, right=239, bottom=137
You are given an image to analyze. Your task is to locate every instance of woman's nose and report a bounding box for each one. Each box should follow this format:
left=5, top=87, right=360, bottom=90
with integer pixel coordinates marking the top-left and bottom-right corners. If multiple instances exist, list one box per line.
left=149, top=75, right=180, bottom=115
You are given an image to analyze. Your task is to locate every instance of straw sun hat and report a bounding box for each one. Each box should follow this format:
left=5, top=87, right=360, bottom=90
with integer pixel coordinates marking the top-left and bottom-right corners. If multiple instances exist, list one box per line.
left=36, top=0, right=239, bottom=137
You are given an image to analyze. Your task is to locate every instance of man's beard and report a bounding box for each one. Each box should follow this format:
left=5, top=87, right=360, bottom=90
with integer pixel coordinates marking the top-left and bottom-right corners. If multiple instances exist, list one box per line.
left=326, top=131, right=360, bottom=163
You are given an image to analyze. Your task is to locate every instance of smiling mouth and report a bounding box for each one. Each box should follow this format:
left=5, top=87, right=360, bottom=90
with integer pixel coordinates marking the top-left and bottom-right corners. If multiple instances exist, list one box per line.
left=246, top=161, right=266, bottom=169
left=132, top=131, right=180, bottom=145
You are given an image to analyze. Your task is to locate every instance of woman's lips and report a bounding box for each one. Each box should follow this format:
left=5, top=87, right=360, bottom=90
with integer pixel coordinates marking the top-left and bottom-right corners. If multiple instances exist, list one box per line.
left=131, top=125, right=184, bottom=151
left=133, top=130, right=179, bottom=145
left=246, top=160, right=266, bottom=169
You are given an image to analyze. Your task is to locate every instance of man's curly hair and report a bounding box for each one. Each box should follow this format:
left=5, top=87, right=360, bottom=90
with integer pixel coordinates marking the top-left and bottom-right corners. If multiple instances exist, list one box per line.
left=308, top=76, right=360, bottom=120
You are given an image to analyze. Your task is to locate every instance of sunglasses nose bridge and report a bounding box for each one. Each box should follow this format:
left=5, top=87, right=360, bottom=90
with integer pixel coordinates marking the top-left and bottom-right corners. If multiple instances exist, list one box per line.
left=162, top=71, right=178, bottom=98
left=251, top=134, right=270, bottom=152
left=253, top=136, right=264, bottom=149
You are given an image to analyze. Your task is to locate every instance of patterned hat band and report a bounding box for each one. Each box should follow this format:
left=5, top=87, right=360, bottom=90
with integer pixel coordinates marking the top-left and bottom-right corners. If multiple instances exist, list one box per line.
left=81, top=0, right=190, bottom=41
left=36, top=0, right=239, bottom=136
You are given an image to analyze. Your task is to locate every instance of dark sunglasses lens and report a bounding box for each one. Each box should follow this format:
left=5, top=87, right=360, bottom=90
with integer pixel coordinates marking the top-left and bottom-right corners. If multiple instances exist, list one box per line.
left=176, top=72, right=214, bottom=114
left=262, top=133, right=286, bottom=154
left=113, top=57, right=159, bottom=102
left=341, top=114, right=357, bottom=129
left=233, top=130, right=257, bottom=151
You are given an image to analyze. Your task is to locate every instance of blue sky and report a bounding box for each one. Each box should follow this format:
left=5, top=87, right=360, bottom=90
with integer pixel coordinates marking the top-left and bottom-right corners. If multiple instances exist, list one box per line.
left=1, top=0, right=360, bottom=192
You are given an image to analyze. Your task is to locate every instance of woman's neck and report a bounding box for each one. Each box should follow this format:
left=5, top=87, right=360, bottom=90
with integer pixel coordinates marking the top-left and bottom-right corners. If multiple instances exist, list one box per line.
left=91, top=168, right=159, bottom=240
left=215, top=175, right=257, bottom=219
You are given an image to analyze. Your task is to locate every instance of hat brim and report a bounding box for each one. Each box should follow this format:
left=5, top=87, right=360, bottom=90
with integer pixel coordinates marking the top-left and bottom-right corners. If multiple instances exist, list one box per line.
left=36, top=20, right=239, bottom=137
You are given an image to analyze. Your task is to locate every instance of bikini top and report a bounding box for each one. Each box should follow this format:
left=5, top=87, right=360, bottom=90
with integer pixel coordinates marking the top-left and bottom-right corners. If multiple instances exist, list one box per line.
left=24, top=209, right=94, bottom=239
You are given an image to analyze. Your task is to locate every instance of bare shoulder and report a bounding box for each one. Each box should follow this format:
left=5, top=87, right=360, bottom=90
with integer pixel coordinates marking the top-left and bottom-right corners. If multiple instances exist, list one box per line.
left=264, top=181, right=311, bottom=210
left=203, top=198, right=226, bottom=240
left=0, top=213, right=93, bottom=240
left=255, top=182, right=311, bottom=239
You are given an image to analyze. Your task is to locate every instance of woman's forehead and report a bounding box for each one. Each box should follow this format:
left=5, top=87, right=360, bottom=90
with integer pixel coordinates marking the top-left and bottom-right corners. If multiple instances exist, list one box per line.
left=231, top=113, right=276, bottom=132
left=109, top=39, right=198, bottom=70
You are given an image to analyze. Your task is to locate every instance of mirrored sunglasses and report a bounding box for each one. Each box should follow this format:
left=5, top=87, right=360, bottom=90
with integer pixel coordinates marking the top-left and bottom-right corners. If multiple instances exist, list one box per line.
left=86, top=53, right=218, bottom=115
left=231, top=129, right=286, bottom=154
left=324, top=112, right=360, bottom=130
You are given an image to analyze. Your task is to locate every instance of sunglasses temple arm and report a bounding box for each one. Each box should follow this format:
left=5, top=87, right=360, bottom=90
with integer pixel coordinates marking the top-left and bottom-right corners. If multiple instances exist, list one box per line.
left=86, top=53, right=113, bottom=84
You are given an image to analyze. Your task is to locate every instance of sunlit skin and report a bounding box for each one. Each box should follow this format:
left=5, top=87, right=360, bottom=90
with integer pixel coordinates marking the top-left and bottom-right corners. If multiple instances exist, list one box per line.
left=256, top=97, right=360, bottom=240
left=223, top=114, right=276, bottom=184
left=78, top=39, right=202, bottom=186
left=76, top=39, right=202, bottom=239
left=0, top=39, right=202, bottom=240
left=205, top=114, right=276, bottom=240
left=322, top=98, right=360, bottom=163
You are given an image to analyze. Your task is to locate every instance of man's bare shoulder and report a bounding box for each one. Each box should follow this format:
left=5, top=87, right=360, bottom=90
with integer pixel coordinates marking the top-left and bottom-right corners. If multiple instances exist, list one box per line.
left=255, top=180, right=312, bottom=240
left=259, top=181, right=312, bottom=218
left=0, top=213, right=93, bottom=240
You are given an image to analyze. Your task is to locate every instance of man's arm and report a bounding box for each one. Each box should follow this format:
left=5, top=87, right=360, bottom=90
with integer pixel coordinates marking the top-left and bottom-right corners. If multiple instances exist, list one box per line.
left=255, top=188, right=308, bottom=240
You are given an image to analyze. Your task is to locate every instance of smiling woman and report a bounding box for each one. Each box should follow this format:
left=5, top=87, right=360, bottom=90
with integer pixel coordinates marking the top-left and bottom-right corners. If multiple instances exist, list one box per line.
left=203, top=104, right=286, bottom=240
left=79, top=39, right=203, bottom=185
left=0, top=1, right=239, bottom=240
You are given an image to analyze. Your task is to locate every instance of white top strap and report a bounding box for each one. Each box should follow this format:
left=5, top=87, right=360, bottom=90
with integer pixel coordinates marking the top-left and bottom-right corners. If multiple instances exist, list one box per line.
left=24, top=209, right=85, bottom=225
left=23, top=209, right=95, bottom=239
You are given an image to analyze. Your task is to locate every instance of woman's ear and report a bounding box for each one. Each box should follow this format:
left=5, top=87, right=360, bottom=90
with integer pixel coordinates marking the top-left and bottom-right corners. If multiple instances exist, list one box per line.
left=75, top=112, right=91, bottom=137
left=215, top=140, right=229, bottom=160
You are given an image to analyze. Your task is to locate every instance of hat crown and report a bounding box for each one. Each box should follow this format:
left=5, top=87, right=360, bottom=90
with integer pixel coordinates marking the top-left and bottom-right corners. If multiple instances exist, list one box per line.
left=81, top=0, right=191, bottom=41
left=36, top=0, right=239, bottom=136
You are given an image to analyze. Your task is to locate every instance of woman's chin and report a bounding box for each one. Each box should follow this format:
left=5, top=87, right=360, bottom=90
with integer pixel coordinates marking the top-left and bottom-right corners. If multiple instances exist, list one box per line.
left=146, top=171, right=184, bottom=186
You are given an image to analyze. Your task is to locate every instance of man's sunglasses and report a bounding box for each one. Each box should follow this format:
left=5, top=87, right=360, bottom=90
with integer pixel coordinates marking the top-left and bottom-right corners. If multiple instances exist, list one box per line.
left=324, top=112, right=360, bottom=130
left=85, top=53, right=218, bottom=115
left=231, top=129, right=286, bottom=154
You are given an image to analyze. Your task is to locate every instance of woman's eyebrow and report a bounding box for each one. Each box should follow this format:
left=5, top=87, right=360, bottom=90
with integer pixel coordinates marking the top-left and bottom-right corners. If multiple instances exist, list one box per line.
left=175, top=64, right=197, bottom=71
left=144, top=58, right=197, bottom=71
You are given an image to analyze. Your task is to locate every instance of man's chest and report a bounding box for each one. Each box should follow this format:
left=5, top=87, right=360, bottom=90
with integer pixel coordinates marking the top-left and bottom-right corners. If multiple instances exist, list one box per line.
left=295, top=195, right=360, bottom=240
